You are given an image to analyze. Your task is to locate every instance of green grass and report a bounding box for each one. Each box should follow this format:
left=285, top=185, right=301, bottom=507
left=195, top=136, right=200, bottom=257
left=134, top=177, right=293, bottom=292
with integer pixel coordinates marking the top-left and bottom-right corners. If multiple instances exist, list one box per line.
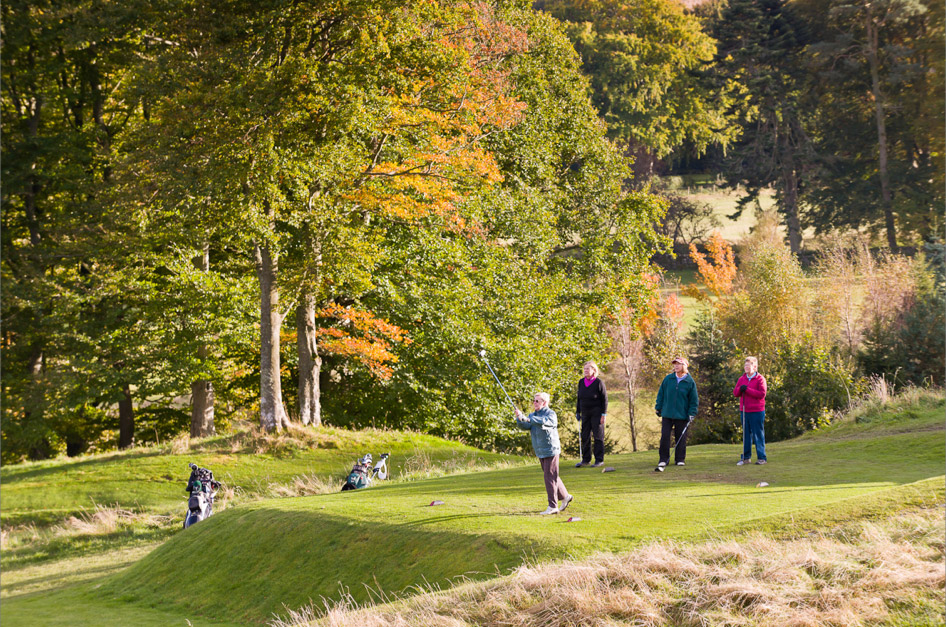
left=0, top=426, right=519, bottom=529
left=2, top=395, right=943, bottom=626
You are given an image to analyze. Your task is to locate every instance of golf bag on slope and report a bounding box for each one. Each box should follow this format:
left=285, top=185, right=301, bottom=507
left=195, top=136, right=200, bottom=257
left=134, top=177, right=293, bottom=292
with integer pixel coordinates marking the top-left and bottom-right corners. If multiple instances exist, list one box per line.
left=341, top=453, right=389, bottom=491
left=183, top=463, right=220, bottom=528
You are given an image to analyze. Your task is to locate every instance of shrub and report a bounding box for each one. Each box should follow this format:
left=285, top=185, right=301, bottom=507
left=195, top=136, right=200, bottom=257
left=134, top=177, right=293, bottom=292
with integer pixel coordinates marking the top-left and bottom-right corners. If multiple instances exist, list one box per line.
left=859, top=291, right=946, bottom=386
left=765, top=340, right=858, bottom=440
left=858, top=246, right=946, bottom=387
left=688, top=310, right=741, bottom=445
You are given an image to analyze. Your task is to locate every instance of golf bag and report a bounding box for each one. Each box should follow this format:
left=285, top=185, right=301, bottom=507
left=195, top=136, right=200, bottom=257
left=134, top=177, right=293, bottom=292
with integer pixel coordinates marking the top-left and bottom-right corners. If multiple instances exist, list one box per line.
left=341, top=453, right=389, bottom=491
left=183, top=463, right=220, bottom=528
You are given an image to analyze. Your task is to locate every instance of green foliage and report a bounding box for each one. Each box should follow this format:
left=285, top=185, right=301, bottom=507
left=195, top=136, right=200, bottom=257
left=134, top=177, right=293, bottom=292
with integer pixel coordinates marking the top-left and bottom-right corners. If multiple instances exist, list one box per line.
left=718, top=240, right=809, bottom=356
left=799, top=0, right=943, bottom=245
left=765, top=340, right=858, bottom=439
left=858, top=251, right=946, bottom=386
left=538, top=0, right=738, bottom=165
left=687, top=310, right=741, bottom=444
left=707, top=0, right=814, bottom=251
left=315, top=6, right=667, bottom=449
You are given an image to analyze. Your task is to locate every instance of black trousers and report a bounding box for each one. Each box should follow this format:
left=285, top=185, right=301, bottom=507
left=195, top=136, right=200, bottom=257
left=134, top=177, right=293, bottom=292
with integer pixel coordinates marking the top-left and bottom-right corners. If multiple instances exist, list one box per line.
left=580, top=414, right=605, bottom=463
left=658, top=417, right=690, bottom=464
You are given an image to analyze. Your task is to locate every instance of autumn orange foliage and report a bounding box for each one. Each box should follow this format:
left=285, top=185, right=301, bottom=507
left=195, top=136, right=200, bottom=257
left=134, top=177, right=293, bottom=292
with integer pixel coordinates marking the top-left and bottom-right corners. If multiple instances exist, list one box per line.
left=632, top=272, right=662, bottom=338
left=343, top=2, right=528, bottom=235
left=684, top=232, right=737, bottom=300
left=316, top=304, right=410, bottom=379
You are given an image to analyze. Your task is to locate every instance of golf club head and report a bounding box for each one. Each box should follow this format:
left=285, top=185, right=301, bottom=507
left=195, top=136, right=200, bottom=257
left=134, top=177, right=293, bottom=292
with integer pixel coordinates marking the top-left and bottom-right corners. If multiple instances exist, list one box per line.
left=478, top=349, right=487, bottom=358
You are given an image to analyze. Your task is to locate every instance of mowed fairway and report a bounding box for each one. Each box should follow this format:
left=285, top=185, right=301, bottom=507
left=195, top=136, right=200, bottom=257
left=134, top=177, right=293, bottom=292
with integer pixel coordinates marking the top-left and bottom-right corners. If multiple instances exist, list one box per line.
left=2, top=402, right=942, bottom=626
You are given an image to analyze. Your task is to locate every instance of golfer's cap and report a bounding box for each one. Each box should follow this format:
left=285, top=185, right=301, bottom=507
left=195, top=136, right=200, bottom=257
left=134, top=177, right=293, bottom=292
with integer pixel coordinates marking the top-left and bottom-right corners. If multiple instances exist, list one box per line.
left=671, top=356, right=688, bottom=366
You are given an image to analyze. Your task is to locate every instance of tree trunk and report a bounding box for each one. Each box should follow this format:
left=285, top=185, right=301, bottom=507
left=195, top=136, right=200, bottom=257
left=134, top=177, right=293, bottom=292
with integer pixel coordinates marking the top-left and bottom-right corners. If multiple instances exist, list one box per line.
left=118, top=383, right=135, bottom=449
left=780, top=134, right=803, bottom=254
left=190, top=244, right=215, bottom=437
left=624, top=363, right=638, bottom=452
left=255, top=241, right=290, bottom=432
left=296, top=292, right=322, bottom=427
left=25, top=342, right=52, bottom=460
left=867, top=16, right=897, bottom=252
left=190, top=349, right=215, bottom=438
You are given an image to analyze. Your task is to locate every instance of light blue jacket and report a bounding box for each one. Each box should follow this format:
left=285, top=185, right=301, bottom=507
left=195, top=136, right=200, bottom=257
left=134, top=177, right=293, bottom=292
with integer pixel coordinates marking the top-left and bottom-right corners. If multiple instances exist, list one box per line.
left=515, top=407, right=561, bottom=459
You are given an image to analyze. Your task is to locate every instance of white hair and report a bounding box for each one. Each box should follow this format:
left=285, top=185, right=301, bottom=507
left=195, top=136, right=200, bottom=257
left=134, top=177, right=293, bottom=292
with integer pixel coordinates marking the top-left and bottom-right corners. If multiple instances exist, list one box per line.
left=534, top=392, right=551, bottom=405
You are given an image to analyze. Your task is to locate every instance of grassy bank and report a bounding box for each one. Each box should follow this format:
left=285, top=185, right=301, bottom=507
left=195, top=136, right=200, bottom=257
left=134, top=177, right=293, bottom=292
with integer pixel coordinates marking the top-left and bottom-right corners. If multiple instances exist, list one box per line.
left=277, top=506, right=945, bottom=627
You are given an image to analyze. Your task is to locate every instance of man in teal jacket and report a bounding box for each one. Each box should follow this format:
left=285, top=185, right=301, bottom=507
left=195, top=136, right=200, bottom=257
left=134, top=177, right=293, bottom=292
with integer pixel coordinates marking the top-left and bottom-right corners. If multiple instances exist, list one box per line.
left=654, top=356, right=699, bottom=472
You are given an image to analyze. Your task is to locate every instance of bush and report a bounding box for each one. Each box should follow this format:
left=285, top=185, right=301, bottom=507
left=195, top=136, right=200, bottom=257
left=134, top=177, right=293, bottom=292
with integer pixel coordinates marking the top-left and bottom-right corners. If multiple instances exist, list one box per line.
left=859, top=291, right=946, bottom=386
left=858, top=246, right=946, bottom=387
left=765, top=340, right=858, bottom=440
left=687, top=310, right=741, bottom=445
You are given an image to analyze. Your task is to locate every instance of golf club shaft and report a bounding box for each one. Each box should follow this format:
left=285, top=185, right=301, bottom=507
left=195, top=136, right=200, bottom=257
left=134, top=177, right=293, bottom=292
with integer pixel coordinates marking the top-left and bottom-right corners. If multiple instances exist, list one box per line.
left=674, top=418, right=693, bottom=451
left=741, top=397, right=746, bottom=459
left=481, top=357, right=518, bottom=413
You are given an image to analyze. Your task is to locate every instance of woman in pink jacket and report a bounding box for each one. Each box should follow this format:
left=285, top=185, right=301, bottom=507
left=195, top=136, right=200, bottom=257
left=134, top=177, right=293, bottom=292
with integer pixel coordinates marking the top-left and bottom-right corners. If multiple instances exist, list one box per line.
left=734, top=356, right=767, bottom=465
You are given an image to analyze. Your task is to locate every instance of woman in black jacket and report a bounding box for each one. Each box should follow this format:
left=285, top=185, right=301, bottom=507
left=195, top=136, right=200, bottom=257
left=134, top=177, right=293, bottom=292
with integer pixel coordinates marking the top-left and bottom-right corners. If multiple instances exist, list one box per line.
left=575, top=361, right=608, bottom=467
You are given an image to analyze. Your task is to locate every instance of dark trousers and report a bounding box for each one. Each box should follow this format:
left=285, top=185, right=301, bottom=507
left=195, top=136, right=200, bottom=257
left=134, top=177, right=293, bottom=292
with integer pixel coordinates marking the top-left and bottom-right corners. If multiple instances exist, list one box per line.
left=579, top=415, right=605, bottom=463
left=539, top=455, right=569, bottom=509
left=658, top=417, right=690, bottom=464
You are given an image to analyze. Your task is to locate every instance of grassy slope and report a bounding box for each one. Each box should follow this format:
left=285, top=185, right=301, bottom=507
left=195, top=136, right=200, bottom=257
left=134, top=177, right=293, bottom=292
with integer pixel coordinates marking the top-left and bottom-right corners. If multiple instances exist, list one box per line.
left=2, top=399, right=943, bottom=626
left=0, top=427, right=516, bottom=528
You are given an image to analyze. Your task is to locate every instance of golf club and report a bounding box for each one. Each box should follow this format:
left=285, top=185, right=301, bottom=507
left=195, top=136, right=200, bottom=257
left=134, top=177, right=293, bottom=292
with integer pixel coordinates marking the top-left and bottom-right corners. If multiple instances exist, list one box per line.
left=675, top=417, right=694, bottom=452
left=740, top=396, right=746, bottom=464
left=478, top=350, right=518, bottom=414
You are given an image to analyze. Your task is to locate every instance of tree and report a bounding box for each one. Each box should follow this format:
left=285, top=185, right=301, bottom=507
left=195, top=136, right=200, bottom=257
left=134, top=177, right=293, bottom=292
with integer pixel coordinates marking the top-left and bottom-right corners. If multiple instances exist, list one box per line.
left=801, top=0, right=940, bottom=248
left=318, top=6, right=668, bottom=448
left=537, top=0, right=738, bottom=180
left=708, top=0, right=815, bottom=253
left=1, top=0, right=154, bottom=457
left=608, top=283, right=657, bottom=452
left=134, top=0, right=536, bottom=432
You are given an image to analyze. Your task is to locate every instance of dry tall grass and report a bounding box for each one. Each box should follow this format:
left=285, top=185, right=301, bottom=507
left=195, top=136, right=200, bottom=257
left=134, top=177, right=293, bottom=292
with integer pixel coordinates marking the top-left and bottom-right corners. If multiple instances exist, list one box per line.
left=271, top=508, right=946, bottom=627
left=1, top=504, right=174, bottom=553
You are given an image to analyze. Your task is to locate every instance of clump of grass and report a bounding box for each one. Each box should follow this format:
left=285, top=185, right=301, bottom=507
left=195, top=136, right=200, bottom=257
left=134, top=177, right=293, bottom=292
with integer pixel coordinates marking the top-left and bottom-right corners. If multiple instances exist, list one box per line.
left=2, top=504, right=174, bottom=558
left=398, top=450, right=524, bottom=482
left=261, top=452, right=527, bottom=500
left=208, top=423, right=344, bottom=457
left=842, top=384, right=944, bottom=426
left=272, top=508, right=946, bottom=627
left=0, top=523, right=40, bottom=552
left=267, top=473, right=344, bottom=498
left=55, top=503, right=170, bottom=537
left=167, top=432, right=191, bottom=455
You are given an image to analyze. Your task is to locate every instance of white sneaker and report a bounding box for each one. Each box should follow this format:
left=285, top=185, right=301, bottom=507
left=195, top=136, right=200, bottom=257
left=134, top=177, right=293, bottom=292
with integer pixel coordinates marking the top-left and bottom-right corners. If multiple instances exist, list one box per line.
left=657, top=461, right=667, bottom=467
left=736, top=459, right=747, bottom=466
left=540, top=506, right=559, bottom=515
left=676, top=462, right=685, bottom=466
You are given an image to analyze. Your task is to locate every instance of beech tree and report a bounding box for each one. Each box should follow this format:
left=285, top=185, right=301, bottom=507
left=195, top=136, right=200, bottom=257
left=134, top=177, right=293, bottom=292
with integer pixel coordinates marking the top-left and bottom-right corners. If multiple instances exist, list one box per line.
left=134, top=0, right=533, bottom=432
left=537, top=0, right=738, bottom=178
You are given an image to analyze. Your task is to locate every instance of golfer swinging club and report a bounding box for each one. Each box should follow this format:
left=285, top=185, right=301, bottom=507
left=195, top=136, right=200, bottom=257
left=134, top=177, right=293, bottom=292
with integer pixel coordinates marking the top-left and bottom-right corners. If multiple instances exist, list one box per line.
left=654, top=356, right=699, bottom=472
left=514, top=392, right=574, bottom=515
